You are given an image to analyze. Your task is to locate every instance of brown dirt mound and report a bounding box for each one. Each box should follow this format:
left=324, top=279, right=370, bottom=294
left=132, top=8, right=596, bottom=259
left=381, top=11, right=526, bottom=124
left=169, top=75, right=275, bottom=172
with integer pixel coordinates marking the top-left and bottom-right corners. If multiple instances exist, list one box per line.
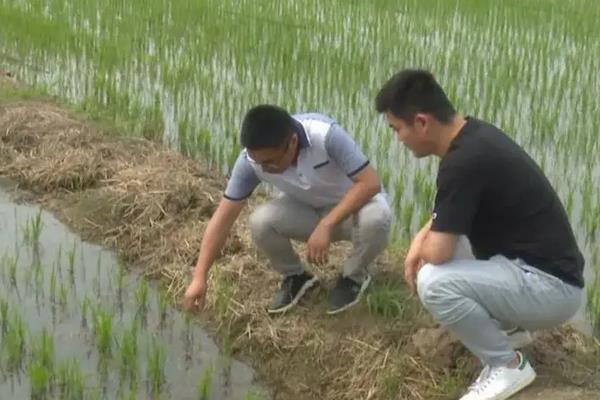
left=0, top=99, right=599, bottom=400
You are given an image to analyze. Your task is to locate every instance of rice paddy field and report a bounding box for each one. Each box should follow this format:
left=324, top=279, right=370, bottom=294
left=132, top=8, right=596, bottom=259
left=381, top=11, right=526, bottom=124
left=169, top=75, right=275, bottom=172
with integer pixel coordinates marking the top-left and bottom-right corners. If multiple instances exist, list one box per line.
left=0, top=181, right=267, bottom=399
left=0, top=0, right=599, bottom=397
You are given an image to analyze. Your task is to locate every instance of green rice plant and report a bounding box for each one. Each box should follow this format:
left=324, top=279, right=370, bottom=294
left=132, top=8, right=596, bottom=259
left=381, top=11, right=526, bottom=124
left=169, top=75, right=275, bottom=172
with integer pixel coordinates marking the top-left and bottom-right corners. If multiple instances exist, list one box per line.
left=135, top=278, right=149, bottom=313
left=33, top=260, right=44, bottom=292
left=0, top=298, right=8, bottom=335
left=58, top=283, right=68, bottom=309
left=56, top=244, right=62, bottom=270
left=30, top=329, right=55, bottom=371
left=146, top=339, right=165, bottom=395
left=49, top=267, right=57, bottom=302
left=7, top=253, right=18, bottom=287
left=117, top=386, right=138, bottom=400
left=157, top=290, right=169, bottom=327
left=586, top=268, right=600, bottom=335
left=119, top=323, right=139, bottom=383
left=67, top=242, right=76, bottom=283
left=23, top=209, right=43, bottom=245
left=197, top=363, right=213, bottom=400
left=219, top=336, right=233, bottom=381
left=55, top=358, right=86, bottom=400
left=92, top=306, right=114, bottom=357
left=401, top=202, right=415, bottom=235
left=29, top=329, right=55, bottom=399
left=3, top=310, right=26, bottom=369
left=213, top=270, right=235, bottom=319
left=80, top=296, right=91, bottom=328
left=29, top=360, right=52, bottom=399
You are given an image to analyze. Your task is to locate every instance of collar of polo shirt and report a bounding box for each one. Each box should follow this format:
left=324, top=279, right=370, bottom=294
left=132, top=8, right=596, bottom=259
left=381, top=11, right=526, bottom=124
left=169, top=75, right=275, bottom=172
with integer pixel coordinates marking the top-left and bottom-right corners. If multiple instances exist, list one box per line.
left=292, top=119, right=311, bottom=149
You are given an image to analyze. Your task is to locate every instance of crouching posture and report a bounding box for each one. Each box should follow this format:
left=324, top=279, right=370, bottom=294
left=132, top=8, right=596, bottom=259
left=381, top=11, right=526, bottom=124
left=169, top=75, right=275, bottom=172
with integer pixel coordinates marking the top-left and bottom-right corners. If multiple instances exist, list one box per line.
left=376, top=69, right=584, bottom=400
left=184, top=105, right=391, bottom=315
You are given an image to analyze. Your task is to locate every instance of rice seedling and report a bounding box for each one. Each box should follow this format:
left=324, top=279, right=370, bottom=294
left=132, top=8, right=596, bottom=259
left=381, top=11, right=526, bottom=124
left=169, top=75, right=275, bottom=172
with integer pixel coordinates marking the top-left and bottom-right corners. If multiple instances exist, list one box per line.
left=80, top=296, right=91, bottom=328
left=29, top=360, right=53, bottom=399
left=7, top=253, right=18, bottom=287
left=33, top=260, right=44, bottom=292
left=3, top=310, right=26, bottom=370
left=29, top=329, right=55, bottom=399
left=67, top=241, right=76, bottom=283
left=92, top=306, right=114, bottom=357
left=0, top=297, right=8, bottom=335
left=587, top=269, right=600, bottom=335
left=401, top=203, right=415, bottom=236
left=49, top=267, right=57, bottom=302
left=197, top=363, right=213, bottom=400
left=146, top=339, right=165, bottom=395
left=135, top=278, right=149, bottom=316
left=58, top=282, right=68, bottom=309
left=157, top=290, right=169, bottom=327
left=22, top=209, right=43, bottom=245
left=219, top=336, right=233, bottom=383
left=213, top=271, right=235, bottom=320
left=117, top=386, right=138, bottom=400
left=55, top=358, right=86, bottom=400
left=119, top=323, right=139, bottom=384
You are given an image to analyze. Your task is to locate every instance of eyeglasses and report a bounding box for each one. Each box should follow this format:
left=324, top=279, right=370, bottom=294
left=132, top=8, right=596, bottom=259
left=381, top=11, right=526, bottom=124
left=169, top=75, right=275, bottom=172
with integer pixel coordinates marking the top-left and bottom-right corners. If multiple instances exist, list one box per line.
left=247, top=135, right=293, bottom=169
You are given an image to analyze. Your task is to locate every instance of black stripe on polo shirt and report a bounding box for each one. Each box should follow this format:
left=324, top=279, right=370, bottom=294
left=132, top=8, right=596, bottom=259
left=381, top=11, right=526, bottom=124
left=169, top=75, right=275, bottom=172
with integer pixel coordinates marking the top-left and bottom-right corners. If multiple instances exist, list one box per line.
left=348, top=160, right=370, bottom=177
left=313, top=160, right=330, bottom=169
left=223, top=191, right=254, bottom=201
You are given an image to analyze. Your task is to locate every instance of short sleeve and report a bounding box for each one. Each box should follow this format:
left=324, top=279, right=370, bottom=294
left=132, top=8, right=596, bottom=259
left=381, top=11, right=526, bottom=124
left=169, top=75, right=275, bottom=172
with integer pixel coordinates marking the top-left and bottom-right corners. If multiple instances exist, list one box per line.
left=430, top=165, right=484, bottom=235
left=223, top=152, right=261, bottom=201
left=324, top=124, right=370, bottom=177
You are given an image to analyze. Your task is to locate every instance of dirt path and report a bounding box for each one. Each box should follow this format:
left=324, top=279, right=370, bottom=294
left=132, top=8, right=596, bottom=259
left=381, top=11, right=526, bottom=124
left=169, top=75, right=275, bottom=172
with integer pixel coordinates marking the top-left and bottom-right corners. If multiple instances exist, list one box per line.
left=1, top=79, right=599, bottom=399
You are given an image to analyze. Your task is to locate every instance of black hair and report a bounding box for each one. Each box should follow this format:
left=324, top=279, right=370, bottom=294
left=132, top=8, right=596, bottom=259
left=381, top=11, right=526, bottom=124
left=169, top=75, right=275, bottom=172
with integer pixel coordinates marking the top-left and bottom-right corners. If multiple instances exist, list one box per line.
left=375, top=69, right=456, bottom=123
left=240, top=105, right=295, bottom=149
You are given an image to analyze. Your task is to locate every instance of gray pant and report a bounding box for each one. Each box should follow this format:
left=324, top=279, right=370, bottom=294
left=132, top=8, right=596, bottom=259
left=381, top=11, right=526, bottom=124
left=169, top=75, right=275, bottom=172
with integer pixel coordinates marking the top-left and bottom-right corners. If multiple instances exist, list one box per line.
left=249, top=194, right=391, bottom=284
left=417, top=252, right=582, bottom=366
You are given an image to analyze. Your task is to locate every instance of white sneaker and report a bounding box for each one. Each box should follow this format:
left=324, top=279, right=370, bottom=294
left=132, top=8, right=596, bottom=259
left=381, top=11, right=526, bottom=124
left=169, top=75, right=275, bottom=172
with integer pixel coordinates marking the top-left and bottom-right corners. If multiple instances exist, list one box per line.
left=504, top=328, right=533, bottom=349
left=459, top=351, right=536, bottom=400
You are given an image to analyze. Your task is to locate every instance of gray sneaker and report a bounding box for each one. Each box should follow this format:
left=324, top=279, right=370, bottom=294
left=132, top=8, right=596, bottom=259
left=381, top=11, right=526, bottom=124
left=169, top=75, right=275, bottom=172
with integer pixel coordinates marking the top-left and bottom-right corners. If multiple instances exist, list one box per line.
left=327, top=274, right=372, bottom=315
left=267, top=272, right=318, bottom=314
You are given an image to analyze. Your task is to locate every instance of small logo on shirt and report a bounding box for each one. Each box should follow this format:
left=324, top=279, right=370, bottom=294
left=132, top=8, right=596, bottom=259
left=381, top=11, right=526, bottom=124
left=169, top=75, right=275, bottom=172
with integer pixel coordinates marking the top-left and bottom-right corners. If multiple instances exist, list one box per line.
left=432, top=212, right=438, bottom=220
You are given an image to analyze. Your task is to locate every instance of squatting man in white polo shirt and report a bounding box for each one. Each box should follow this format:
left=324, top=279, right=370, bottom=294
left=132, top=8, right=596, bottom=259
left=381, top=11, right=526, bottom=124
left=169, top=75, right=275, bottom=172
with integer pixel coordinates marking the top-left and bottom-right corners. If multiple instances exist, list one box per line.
left=183, top=105, right=391, bottom=315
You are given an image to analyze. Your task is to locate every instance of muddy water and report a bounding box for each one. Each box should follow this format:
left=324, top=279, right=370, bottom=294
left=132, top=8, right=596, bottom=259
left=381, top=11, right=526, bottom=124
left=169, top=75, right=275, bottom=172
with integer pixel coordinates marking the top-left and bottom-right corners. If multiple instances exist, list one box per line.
left=0, top=182, right=268, bottom=400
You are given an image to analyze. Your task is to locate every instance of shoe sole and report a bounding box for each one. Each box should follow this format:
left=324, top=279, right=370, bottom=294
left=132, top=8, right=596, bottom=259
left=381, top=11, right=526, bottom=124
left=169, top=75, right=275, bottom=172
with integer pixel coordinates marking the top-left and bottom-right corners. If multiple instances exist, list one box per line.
left=490, top=368, right=536, bottom=400
left=326, top=274, right=372, bottom=315
left=266, top=276, right=319, bottom=314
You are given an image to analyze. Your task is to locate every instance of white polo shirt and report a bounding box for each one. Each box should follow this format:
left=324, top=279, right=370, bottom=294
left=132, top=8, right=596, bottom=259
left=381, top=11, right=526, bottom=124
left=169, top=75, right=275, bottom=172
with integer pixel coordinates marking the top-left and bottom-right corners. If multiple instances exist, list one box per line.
left=224, top=113, right=380, bottom=208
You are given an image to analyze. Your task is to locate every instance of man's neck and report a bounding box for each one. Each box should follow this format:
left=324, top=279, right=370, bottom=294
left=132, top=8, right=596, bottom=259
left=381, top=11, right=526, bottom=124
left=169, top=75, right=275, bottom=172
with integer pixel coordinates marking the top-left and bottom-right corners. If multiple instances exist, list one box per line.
left=434, top=115, right=467, bottom=157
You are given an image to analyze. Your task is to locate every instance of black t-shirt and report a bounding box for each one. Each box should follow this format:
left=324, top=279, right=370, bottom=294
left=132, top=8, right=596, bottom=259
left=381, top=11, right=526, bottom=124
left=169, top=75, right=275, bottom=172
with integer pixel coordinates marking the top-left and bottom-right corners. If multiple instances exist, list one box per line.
left=431, top=117, right=584, bottom=288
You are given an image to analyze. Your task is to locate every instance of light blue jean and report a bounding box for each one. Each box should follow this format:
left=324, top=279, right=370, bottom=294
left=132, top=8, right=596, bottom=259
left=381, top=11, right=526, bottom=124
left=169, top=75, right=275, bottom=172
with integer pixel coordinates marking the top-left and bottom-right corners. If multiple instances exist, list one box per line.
left=417, top=253, right=582, bottom=366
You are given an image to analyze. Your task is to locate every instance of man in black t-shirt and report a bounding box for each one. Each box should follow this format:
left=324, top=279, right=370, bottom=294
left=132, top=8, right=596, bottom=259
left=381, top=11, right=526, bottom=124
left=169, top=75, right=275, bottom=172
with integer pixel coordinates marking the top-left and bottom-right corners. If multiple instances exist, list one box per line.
left=375, top=70, right=584, bottom=400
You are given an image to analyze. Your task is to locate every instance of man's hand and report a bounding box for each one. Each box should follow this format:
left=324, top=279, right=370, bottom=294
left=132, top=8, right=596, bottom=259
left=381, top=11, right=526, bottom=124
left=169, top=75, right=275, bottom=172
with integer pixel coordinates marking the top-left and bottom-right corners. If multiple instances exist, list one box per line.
left=183, top=277, right=208, bottom=311
left=404, top=251, right=424, bottom=293
left=306, top=222, right=333, bottom=265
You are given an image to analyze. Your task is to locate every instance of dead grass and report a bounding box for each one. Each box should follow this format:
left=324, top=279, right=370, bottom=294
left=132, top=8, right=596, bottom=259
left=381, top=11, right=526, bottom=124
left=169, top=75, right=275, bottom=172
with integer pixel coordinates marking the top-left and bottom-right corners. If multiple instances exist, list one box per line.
left=0, top=95, right=599, bottom=399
